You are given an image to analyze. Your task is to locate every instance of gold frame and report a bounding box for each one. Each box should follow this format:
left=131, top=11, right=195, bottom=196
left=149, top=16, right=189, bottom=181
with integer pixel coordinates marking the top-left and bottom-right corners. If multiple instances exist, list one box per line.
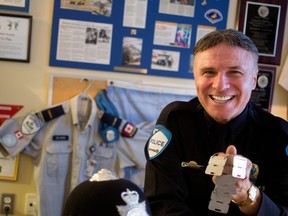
left=0, top=153, right=19, bottom=181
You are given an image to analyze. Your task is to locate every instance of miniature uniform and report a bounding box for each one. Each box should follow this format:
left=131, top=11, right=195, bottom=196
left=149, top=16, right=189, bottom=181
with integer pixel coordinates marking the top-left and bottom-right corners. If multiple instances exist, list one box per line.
left=144, top=97, right=288, bottom=216
left=0, top=94, right=103, bottom=216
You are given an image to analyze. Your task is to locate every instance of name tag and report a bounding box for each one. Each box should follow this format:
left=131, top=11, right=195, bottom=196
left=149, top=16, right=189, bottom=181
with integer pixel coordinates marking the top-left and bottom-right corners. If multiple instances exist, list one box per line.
left=53, top=135, right=69, bottom=141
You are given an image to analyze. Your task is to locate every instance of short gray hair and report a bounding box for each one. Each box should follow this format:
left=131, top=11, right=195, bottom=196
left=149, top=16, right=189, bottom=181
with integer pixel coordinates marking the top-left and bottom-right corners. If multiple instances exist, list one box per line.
left=193, top=29, right=259, bottom=64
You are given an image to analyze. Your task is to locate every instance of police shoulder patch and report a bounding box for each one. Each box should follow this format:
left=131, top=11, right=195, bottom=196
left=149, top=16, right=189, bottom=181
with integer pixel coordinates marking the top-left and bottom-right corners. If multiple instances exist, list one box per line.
left=21, top=114, right=43, bottom=135
left=146, top=124, right=172, bottom=160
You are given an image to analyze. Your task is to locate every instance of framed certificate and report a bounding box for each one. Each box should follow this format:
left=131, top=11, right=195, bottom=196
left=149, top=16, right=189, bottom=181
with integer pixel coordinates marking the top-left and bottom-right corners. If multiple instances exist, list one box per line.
left=0, top=153, right=19, bottom=181
left=238, top=0, right=287, bottom=65
left=0, top=0, right=30, bottom=12
left=0, top=13, right=32, bottom=62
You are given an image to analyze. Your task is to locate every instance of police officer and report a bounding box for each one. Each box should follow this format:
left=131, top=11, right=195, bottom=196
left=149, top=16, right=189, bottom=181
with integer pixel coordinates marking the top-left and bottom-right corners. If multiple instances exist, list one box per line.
left=144, top=29, right=288, bottom=215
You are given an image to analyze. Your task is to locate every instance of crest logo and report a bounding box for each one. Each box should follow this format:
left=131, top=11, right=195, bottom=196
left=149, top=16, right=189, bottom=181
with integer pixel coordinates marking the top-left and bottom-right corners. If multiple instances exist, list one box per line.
left=204, top=9, right=223, bottom=24
left=116, top=189, right=149, bottom=216
left=146, top=125, right=172, bottom=159
left=21, top=114, right=43, bottom=135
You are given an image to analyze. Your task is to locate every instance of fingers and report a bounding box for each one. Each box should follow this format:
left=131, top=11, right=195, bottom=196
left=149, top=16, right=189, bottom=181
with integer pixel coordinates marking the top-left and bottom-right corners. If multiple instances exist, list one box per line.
left=231, top=176, right=253, bottom=202
left=212, top=175, right=216, bottom=184
left=208, top=145, right=258, bottom=207
left=226, top=145, right=237, bottom=155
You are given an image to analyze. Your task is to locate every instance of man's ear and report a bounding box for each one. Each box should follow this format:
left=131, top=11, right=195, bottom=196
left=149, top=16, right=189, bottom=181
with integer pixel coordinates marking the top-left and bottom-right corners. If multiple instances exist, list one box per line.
left=252, top=70, right=259, bottom=90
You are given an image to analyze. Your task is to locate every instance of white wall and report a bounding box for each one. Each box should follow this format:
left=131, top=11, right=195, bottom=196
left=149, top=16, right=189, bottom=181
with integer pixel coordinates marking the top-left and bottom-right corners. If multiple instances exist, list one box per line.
left=0, top=1, right=287, bottom=215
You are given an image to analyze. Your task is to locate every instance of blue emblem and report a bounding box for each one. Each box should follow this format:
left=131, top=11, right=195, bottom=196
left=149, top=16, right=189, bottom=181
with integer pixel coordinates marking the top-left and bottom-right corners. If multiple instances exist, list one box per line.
left=204, top=9, right=223, bottom=24
left=146, top=124, right=172, bottom=160
left=286, top=145, right=288, bottom=157
left=1, top=134, right=17, bottom=148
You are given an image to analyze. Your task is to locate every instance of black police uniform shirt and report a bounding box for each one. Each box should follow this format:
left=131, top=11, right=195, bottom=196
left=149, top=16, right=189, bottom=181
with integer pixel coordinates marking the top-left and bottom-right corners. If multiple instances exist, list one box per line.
left=144, top=97, right=288, bottom=216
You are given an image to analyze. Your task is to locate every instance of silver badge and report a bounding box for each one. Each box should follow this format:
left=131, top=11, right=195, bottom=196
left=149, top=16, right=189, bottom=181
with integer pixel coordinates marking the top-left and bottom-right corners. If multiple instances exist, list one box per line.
left=89, top=168, right=118, bottom=182
left=117, top=189, right=149, bottom=216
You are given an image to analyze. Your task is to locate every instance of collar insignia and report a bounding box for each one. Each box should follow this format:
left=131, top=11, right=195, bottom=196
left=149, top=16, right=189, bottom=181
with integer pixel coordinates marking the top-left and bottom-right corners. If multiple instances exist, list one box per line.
left=181, top=161, right=204, bottom=170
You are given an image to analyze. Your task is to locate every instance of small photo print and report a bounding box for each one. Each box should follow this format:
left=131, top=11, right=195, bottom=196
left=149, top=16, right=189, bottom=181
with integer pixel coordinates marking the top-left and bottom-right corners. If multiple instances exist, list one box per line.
left=122, top=37, right=143, bottom=66
left=151, top=49, right=180, bottom=71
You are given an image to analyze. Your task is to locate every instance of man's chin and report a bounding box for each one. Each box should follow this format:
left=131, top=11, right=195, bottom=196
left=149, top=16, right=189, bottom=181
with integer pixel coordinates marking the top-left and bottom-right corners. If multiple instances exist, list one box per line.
left=207, top=111, right=233, bottom=124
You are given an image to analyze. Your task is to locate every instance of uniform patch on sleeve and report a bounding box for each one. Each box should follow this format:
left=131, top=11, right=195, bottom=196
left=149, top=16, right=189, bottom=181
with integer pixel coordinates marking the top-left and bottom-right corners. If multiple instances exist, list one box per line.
left=146, top=124, right=172, bottom=160
left=21, top=114, right=43, bottom=135
left=286, top=145, right=288, bottom=157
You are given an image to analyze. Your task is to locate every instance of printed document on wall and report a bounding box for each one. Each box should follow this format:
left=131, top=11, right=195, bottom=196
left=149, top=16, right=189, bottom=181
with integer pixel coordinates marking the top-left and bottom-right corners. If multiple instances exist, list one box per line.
left=56, top=19, right=113, bottom=65
left=123, top=0, right=148, bottom=28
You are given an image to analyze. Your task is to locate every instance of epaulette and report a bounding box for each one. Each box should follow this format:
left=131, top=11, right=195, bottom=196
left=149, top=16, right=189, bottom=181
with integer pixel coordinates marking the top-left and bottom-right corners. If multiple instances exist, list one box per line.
left=95, top=89, right=120, bottom=143
left=35, top=103, right=68, bottom=123
left=98, top=111, right=137, bottom=138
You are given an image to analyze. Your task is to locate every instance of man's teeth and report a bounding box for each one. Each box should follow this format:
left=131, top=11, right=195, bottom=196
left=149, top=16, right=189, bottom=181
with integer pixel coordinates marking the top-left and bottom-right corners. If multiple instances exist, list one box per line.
left=211, top=96, right=232, bottom=102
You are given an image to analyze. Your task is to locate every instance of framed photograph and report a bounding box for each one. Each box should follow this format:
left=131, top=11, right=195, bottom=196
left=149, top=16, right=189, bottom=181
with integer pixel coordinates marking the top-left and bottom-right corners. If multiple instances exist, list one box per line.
left=250, top=64, right=276, bottom=112
left=0, top=13, right=32, bottom=62
left=238, top=0, right=287, bottom=65
left=0, top=153, right=19, bottom=181
left=0, top=0, right=30, bottom=12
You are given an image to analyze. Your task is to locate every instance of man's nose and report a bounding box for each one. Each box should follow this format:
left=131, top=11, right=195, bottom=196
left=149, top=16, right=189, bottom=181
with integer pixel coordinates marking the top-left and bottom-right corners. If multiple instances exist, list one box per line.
left=212, top=73, right=230, bottom=91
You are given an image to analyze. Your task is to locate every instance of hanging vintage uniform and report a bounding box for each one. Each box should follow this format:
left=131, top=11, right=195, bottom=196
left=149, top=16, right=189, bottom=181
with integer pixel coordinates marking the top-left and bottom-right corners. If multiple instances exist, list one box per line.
left=0, top=94, right=102, bottom=216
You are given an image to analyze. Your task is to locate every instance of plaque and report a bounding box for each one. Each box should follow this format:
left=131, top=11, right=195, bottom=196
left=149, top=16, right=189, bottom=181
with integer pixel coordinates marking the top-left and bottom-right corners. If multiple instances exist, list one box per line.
left=238, top=0, right=287, bottom=65
left=250, top=65, right=276, bottom=112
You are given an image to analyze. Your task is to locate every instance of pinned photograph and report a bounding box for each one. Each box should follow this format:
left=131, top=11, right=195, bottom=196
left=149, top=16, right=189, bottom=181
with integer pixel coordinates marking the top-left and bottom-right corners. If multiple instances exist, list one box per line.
left=122, top=37, right=143, bottom=66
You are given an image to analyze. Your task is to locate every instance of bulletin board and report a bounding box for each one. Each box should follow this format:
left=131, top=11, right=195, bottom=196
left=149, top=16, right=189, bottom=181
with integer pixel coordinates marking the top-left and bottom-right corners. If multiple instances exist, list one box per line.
left=49, top=0, right=230, bottom=79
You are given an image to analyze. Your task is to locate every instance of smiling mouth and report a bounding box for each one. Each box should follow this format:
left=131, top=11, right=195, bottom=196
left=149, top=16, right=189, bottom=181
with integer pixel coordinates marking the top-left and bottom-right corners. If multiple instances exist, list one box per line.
left=210, top=95, right=234, bottom=103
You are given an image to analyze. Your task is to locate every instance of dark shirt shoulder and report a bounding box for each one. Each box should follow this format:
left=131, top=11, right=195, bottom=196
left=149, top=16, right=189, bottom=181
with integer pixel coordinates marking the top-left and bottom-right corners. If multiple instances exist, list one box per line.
left=157, top=97, right=202, bottom=124
left=248, top=102, right=288, bottom=135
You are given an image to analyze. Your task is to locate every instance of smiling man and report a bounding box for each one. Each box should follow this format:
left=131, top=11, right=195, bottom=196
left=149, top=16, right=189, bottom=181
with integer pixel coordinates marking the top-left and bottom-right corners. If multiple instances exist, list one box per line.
left=144, top=29, right=288, bottom=215
left=193, top=36, right=258, bottom=124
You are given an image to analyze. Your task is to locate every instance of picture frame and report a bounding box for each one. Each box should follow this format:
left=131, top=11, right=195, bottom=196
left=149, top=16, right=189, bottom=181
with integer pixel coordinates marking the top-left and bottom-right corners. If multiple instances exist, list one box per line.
left=250, top=64, right=276, bottom=113
left=0, top=153, right=19, bottom=181
left=0, top=0, right=30, bottom=12
left=0, top=13, right=32, bottom=62
left=238, top=0, right=287, bottom=65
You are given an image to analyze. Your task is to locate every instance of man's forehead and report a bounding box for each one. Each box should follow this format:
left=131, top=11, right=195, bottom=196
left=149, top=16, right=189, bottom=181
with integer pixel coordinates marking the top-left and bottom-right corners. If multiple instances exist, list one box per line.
left=195, top=46, right=255, bottom=63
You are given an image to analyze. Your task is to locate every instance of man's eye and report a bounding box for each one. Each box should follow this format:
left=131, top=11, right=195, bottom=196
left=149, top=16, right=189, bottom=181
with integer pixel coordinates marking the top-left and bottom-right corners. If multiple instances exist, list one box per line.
left=228, top=70, right=243, bottom=76
left=203, top=71, right=215, bottom=76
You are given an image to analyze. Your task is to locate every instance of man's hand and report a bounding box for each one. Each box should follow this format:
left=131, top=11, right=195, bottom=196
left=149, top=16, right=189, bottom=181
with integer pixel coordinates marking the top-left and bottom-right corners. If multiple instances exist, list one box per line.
left=212, top=145, right=262, bottom=215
